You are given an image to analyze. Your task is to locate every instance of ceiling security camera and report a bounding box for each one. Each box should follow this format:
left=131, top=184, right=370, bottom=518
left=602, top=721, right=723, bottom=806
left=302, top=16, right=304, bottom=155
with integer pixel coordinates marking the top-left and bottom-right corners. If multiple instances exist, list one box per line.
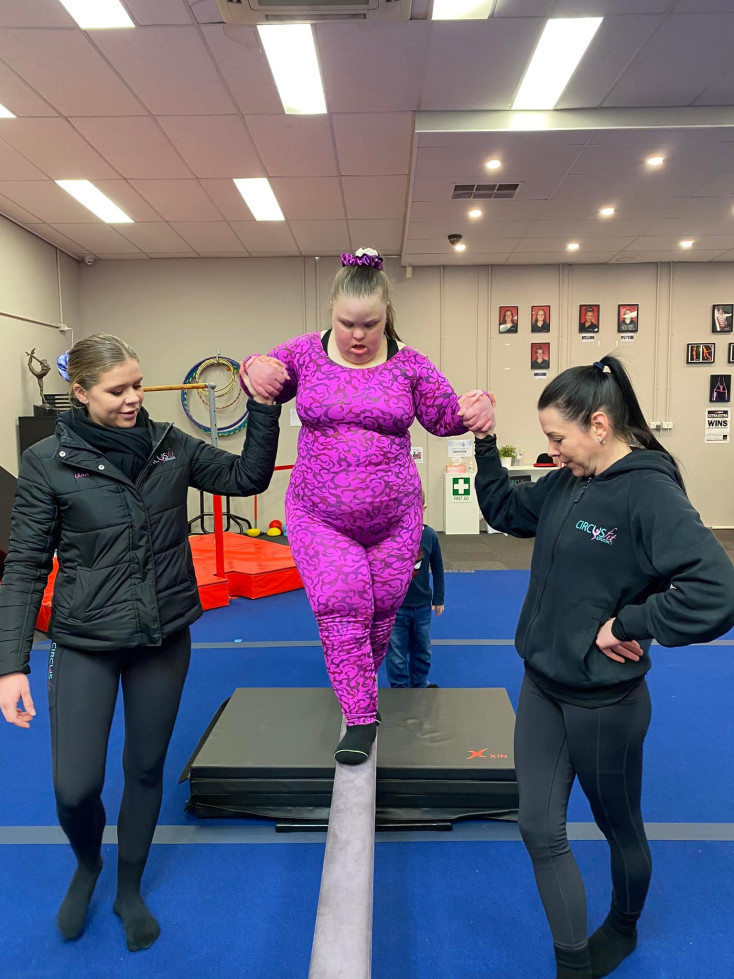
left=448, top=234, right=463, bottom=246
left=83, top=255, right=95, bottom=266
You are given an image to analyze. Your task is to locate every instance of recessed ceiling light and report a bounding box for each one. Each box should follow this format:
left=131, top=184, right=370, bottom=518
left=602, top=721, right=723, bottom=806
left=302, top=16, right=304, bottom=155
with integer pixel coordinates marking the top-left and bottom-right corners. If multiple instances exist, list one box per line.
left=566, top=242, right=580, bottom=251
left=468, top=208, right=483, bottom=219
left=258, top=24, right=326, bottom=115
left=55, top=180, right=133, bottom=223
left=0, top=102, right=16, bottom=118
left=57, top=0, right=134, bottom=29
left=646, top=155, right=665, bottom=167
left=485, top=159, right=501, bottom=170
left=599, top=206, right=615, bottom=217
left=432, top=0, right=493, bottom=19
left=513, top=18, right=603, bottom=111
left=233, top=178, right=285, bottom=221
left=454, top=243, right=467, bottom=252
left=679, top=240, right=694, bottom=249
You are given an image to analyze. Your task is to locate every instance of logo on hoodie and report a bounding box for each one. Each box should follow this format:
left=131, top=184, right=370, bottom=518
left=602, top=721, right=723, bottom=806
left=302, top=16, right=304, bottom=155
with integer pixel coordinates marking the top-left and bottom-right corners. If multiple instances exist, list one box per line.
left=152, top=449, right=176, bottom=465
left=575, top=520, right=617, bottom=546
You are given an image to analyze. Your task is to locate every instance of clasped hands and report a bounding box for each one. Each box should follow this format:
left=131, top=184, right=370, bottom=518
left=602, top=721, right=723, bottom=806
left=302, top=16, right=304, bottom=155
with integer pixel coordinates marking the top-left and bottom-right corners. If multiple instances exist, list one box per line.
left=239, top=355, right=290, bottom=402
left=458, top=389, right=496, bottom=435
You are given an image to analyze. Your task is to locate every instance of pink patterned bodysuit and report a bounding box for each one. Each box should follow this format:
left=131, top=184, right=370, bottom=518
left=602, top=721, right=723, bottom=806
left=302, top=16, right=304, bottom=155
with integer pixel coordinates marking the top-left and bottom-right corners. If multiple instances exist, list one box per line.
left=270, top=332, right=467, bottom=725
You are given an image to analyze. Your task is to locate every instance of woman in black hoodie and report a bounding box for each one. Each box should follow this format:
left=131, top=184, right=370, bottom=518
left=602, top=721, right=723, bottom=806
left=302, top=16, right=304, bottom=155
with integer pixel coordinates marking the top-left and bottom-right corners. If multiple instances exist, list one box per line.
left=474, top=356, right=734, bottom=979
left=0, top=334, right=280, bottom=952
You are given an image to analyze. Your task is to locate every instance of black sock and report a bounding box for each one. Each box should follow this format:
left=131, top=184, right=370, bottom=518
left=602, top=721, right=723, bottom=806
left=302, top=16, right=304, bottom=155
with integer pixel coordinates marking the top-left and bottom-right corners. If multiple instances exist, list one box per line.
left=56, top=855, right=103, bottom=940
left=554, top=943, right=593, bottom=979
left=113, top=858, right=160, bottom=952
left=334, top=722, right=377, bottom=765
left=589, top=904, right=638, bottom=978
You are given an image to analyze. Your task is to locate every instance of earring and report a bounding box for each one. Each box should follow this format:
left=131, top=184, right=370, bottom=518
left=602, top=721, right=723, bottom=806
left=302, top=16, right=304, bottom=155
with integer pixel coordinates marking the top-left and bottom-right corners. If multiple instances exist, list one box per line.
left=598, top=436, right=605, bottom=445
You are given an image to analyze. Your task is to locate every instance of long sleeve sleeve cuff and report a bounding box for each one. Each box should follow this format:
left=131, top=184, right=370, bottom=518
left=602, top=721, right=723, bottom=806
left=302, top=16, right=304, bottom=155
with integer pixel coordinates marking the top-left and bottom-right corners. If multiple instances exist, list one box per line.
left=613, top=606, right=653, bottom=643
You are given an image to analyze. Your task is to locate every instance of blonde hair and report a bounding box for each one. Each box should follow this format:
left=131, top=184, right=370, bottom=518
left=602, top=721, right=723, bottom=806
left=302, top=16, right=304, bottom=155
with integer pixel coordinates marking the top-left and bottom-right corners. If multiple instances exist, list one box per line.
left=68, top=334, right=139, bottom=403
left=329, top=253, right=401, bottom=341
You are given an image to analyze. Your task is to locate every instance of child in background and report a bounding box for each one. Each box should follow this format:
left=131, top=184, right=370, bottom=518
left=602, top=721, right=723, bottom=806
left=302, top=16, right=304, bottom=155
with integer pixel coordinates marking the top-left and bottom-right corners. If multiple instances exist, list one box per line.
left=386, top=493, right=444, bottom=688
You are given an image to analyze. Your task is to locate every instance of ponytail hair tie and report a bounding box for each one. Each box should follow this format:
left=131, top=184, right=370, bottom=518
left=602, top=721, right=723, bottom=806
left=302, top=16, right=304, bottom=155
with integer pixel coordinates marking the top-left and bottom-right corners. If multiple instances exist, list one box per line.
left=57, top=351, right=71, bottom=382
left=593, top=361, right=612, bottom=374
left=341, top=247, right=383, bottom=271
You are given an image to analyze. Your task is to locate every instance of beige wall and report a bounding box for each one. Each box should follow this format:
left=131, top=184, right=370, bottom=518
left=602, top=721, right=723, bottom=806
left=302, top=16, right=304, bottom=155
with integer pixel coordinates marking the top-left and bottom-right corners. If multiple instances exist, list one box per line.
left=79, top=256, right=734, bottom=529
left=0, top=217, right=80, bottom=476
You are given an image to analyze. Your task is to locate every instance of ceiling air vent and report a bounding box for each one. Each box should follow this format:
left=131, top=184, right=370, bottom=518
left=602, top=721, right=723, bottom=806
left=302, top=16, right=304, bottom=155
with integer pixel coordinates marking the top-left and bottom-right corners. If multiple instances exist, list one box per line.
left=216, top=0, right=411, bottom=24
left=452, top=183, right=521, bottom=200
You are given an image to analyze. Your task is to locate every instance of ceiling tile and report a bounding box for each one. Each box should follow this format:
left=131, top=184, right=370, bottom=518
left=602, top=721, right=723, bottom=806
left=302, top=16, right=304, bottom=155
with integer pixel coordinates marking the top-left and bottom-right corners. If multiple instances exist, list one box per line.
left=0, top=61, right=57, bottom=117
left=125, top=0, right=193, bottom=26
left=551, top=172, right=703, bottom=200
left=91, top=26, right=235, bottom=115
left=348, top=220, right=403, bottom=254
left=269, top=177, right=345, bottom=220
left=52, top=223, right=144, bottom=254
left=421, top=20, right=543, bottom=111
left=246, top=116, right=337, bottom=177
left=317, top=21, right=431, bottom=113
left=408, top=199, right=547, bottom=222
left=230, top=221, right=299, bottom=254
left=92, top=181, right=166, bottom=222
left=408, top=219, right=532, bottom=239
left=692, top=174, right=734, bottom=197
left=604, top=14, right=734, bottom=107
left=571, top=142, right=734, bottom=175
left=0, top=1, right=74, bottom=28
left=415, top=144, right=584, bottom=178
left=404, top=252, right=511, bottom=266
left=30, top=223, right=86, bottom=256
left=0, top=29, right=145, bottom=116
left=333, top=113, right=413, bottom=176
left=504, top=250, right=619, bottom=264
left=199, top=178, right=255, bottom=220
left=612, top=249, right=728, bottom=262
left=526, top=219, right=653, bottom=238
left=648, top=218, right=734, bottom=236
left=625, top=235, right=734, bottom=250
left=70, top=117, right=192, bottom=179
left=513, top=236, right=635, bottom=253
left=342, top=176, right=408, bottom=220
left=115, top=222, right=195, bottom=254
left=200, top=25, right=282, bottom=116
left=0, top=191, right=41, bottom=224
left=0, top=119, right=119, bottom=178
left=129, top=179, right=223, bottom=221
left=408, top=237, right=521, bottom=255
left=0, top=138, right=48, bottom=180
left=290, top=220, right=350, bottom=254
left=0, top=180, right=108, bottom=222
left=158, top=115, right=263, bottom=178
left=170, top=221, right=246, bottom=254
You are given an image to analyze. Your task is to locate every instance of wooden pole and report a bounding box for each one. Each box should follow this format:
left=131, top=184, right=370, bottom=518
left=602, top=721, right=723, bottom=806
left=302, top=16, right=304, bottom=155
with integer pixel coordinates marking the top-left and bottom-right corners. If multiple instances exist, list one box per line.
left=143, top=383, right=207, bottom=392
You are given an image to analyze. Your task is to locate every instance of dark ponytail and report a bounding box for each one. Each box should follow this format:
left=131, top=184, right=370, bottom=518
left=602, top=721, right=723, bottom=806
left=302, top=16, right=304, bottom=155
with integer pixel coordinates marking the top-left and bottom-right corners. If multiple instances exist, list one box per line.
left=538, top=355, right=680, bottom=470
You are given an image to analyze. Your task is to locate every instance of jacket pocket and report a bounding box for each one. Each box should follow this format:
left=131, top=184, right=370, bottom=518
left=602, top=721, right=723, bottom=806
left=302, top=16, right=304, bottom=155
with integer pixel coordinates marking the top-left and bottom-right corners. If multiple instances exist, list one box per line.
left=69, top=568, right=91, bottom=621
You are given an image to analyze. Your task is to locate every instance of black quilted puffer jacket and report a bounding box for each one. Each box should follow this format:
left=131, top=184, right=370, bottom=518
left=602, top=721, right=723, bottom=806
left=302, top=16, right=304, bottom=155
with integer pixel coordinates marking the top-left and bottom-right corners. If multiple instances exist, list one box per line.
left=0, top=399, right=280, bottom=676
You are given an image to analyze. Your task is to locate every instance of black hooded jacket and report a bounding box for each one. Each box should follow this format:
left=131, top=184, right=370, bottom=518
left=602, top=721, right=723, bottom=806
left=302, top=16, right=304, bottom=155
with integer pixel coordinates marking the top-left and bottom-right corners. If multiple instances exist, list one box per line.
left=0, top=399, right=280, bottom=677
left=475, top=435, right=734, bottom=691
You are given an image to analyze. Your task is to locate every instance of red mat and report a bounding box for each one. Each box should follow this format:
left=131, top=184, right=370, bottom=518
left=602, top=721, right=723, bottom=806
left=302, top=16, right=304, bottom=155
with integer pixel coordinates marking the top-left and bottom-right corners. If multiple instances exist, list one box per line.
left=187, top=532, right=303, bottom=600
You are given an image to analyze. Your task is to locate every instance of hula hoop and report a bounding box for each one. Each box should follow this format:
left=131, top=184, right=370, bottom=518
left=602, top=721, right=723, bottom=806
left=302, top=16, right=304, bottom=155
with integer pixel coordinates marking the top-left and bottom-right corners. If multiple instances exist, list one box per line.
left=181, top=356, right=249, bottom=437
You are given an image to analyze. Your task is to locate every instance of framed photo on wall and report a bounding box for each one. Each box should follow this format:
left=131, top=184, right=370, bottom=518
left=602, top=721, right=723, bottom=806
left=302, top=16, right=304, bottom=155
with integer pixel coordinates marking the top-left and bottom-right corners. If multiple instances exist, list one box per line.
left=710, top=375, right=731, bottom=403
left=499, top=306, right=518, bottom=334
left=687, top=342, right=715, bottom=364
left=579, top=304, right=599, bottom=333
left=531, top=342, right=550, bottom=371
left=618, top=304, right=638, bottom=333
left=531, top=305, right=550, bottom=332
left=712, top=304, right=733, bottom=334
left=729, top=342, right=734, bottom=364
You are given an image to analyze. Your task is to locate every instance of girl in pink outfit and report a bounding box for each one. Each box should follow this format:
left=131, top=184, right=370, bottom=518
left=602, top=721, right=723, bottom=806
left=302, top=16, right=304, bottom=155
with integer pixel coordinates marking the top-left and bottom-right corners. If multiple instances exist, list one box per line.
left=242, top=251, right=493, bottom=763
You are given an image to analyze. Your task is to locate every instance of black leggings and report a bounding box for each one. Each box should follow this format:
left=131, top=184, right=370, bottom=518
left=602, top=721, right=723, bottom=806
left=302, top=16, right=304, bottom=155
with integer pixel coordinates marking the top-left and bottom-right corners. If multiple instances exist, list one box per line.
left=48, top=628, right=191, bottom=870
left=514, top=672, right=652, bottom=950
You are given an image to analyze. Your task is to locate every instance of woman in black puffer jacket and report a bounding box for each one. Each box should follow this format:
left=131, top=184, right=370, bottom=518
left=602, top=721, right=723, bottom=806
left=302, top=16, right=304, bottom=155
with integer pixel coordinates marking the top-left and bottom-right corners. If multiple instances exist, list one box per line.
left=0, top=334, right=280, bottom=952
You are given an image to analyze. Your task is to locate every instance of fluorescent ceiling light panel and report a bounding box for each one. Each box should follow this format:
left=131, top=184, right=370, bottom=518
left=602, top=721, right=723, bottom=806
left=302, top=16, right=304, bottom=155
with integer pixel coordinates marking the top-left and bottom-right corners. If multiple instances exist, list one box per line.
left=432, top=0, right=494, bottom=20
left=513, top=18, right=603, bottom=110
left=233, top=178, right=285, bottom=221
left=55, top=180, right=133, bottom=223
left=57, top=0, right=134, bottom=30
left=0, top=103, right=15, bottom=118
left=258, top=24, right=326, bottom=115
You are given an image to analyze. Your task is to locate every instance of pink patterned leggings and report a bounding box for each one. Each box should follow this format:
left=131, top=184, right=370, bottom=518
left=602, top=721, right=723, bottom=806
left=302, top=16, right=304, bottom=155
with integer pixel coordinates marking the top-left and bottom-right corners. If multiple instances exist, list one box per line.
left=286, top=499, right=423, bottom=725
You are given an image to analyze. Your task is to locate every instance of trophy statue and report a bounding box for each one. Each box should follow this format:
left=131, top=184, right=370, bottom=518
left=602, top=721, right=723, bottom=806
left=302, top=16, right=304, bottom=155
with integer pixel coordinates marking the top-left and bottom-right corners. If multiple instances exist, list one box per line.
left=26, top=349, right=71, bottom=411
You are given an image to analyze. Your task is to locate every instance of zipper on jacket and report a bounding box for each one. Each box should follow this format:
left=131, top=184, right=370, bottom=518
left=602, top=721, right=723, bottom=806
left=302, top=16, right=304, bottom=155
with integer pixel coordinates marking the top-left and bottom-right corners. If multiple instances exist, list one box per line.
left=135, top=423, right=174, bottom=490
left=518, top=476, right=593, bottom=648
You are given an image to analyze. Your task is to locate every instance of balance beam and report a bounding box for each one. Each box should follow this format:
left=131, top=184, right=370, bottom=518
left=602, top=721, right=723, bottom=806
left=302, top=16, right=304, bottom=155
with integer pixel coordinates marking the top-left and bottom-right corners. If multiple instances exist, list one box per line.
left=308, top=723, right=377, bottom=979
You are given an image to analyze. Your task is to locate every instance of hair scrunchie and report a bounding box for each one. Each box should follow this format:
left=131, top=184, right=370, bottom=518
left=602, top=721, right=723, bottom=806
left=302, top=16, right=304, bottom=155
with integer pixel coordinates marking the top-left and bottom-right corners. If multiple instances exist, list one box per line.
left=341, top=247, right=383, bottom=271
left=593, top=361, right=612, bottom=374
left=57, top=351, right=71, bottom=381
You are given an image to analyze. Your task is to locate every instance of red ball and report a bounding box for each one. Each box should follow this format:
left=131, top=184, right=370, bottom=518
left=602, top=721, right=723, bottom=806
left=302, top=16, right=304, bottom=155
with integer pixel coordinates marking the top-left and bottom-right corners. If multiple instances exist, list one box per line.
left=269, top=520, right=283, bottom=529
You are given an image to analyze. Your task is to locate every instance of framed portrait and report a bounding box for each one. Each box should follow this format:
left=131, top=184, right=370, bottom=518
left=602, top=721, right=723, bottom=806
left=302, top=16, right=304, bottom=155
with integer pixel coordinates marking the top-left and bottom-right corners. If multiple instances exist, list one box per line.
left=729, top=342, right=734, bottom=364
left=498, top=305, right=518, bottom=334
left=579, top=304, right=599, bottom=334
left=531, top=341, right=550, bottom=371
left=711, top=304, right=733, bottom=334
left=618, top=304, right=638, bottom=333
left=687, top=343, right=715, bottom=364
left=531, top=305, right=551, bottom=333
left=710, top=375, right=731, bottom=403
